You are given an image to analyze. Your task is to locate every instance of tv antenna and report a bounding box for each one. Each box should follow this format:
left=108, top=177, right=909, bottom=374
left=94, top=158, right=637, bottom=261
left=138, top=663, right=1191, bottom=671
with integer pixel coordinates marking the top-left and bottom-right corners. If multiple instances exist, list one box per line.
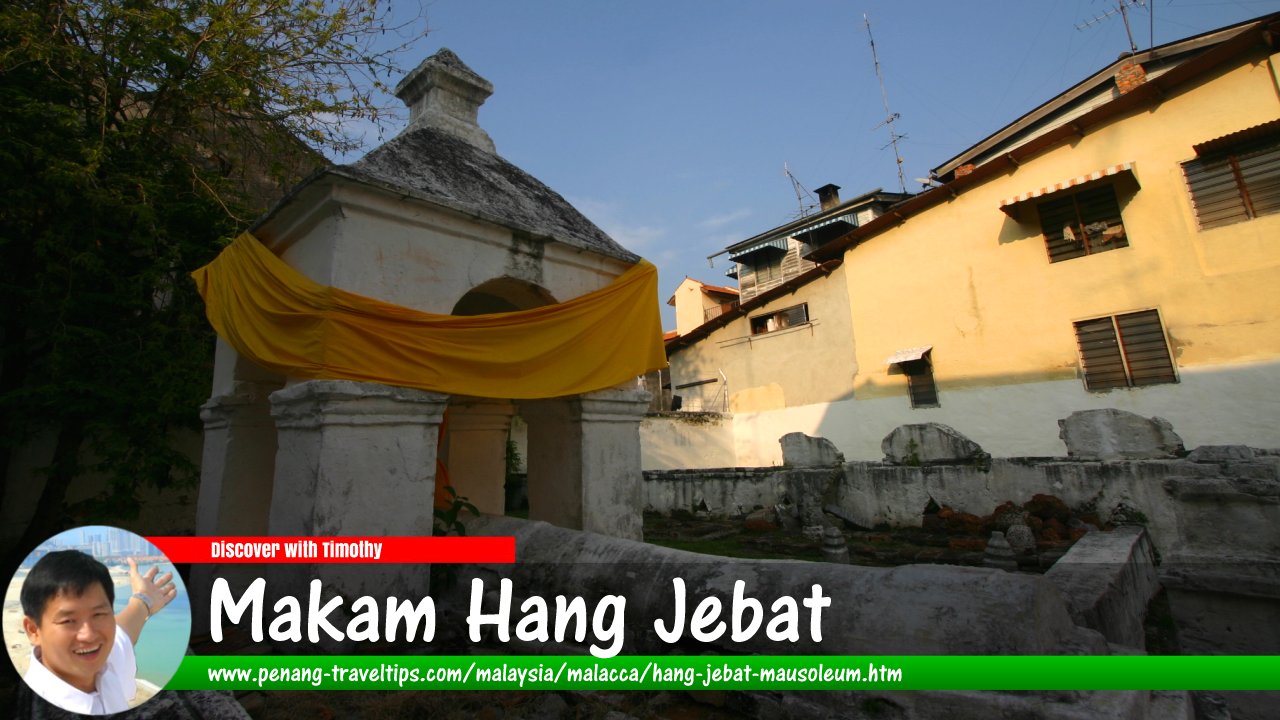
left=1075, top=0, right=1149, bottom=55
left=865, top=13, right=907, bottom=194
left=784, top=163, right=818, bottom=219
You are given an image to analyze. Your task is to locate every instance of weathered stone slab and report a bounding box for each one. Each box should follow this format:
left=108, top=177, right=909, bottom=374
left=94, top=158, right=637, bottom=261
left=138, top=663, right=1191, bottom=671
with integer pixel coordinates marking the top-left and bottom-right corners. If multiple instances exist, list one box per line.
left=1161, top=554, right=1280, bottom=720
left=881, top=423, right=987, bottom=465
left=460, top=515, right=1109, bottom=657
left=1044, top=526, right=1159, bottom=648
left=1057, top=409, right=1184, bottom=460
left=1186, top=444, right=1255, bottom=464
left=1161, top=476, right=1280, bottom=556
left=783, top=468, right=838, bottom=530
left=780, top=432, right=844, bottom=467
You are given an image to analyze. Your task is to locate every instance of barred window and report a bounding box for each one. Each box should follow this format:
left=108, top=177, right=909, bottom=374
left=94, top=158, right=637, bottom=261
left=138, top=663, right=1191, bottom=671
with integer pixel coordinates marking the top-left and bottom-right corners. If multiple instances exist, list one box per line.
left=750, top=303, right=808, bottom=335
left=901, top=358, right=939, bottom=408
left=886, top=347, right=939, bottom=408
left=1037, top=184, right=1129, bottom=263
left=1073, top=310, right=1176, bottom=391
left=1183, top=133, right=1280, bottom=229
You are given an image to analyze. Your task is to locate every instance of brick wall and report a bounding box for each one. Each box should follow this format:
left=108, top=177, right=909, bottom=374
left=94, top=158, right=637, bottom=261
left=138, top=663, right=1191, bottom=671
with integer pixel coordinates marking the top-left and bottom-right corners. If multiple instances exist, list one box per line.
left=1115, top=61, right=1146, bottom=94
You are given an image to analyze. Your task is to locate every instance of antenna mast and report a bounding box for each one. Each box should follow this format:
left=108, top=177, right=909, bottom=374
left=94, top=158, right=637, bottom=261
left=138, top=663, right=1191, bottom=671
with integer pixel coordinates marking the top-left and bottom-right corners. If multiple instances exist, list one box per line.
left=784, top=162, right=817, bottom=219
left=1075, top=0, right=1148, bottom=54
left=864, top=13, right=907, bottom=193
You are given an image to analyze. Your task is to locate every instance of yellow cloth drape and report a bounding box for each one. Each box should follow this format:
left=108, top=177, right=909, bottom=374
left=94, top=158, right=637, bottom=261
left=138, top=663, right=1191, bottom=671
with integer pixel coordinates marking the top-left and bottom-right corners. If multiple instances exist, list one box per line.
left=191, top=233, right=667, bottom=398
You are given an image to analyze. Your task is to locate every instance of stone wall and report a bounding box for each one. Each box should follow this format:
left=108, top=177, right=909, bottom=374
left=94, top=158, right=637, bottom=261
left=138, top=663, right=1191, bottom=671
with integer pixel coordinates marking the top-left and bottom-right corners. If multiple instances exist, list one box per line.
left=645, top=415, right=1279, bottom=565
left=827, top=454, right=1280, bottom=560
left=645, top=453, right=1280, bottom=560
left=643, top=467, right=781, bottom=516
left=641, top=416, right=1280, bottom=718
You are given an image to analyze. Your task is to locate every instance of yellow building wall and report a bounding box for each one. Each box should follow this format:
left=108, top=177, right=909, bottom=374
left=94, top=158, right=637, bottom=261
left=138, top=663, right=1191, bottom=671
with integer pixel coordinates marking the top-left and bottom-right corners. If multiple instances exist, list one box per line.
left=668, top=269, right=858, bottom=414
left=651, top=50, right=1280, bottom=466
left=670, top=278, right=708, bottom=337
left=845, top=52, right=1280, bottom=404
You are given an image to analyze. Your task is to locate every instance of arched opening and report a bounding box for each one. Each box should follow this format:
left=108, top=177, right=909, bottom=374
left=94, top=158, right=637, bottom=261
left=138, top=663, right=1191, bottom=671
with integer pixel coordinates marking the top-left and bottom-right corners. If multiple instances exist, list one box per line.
left=450, top=276, right=557, bottom=315
left=443, top=277, right=555, bottom=518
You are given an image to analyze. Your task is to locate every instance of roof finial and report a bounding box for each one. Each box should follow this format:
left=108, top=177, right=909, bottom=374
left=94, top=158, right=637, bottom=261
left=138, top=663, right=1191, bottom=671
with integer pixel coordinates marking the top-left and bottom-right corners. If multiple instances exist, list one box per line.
left=394, top=48, right=496, bottom=152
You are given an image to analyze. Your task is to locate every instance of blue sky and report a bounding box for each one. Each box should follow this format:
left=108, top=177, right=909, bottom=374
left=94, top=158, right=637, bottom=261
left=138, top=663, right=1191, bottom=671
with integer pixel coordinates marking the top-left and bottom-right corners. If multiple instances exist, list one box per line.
left=339, top=1, right=1279, bottom=328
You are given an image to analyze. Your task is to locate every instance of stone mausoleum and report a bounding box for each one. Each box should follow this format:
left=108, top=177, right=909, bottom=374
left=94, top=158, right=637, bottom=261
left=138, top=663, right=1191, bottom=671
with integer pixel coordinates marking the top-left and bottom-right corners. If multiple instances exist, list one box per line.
left=194, top=50, right=657, bottom=605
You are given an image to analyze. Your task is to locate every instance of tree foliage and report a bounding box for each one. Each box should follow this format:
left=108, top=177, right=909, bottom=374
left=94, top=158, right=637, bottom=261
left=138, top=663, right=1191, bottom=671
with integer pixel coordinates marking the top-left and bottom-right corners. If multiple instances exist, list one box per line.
left=0, top=0, right=423, bottom=558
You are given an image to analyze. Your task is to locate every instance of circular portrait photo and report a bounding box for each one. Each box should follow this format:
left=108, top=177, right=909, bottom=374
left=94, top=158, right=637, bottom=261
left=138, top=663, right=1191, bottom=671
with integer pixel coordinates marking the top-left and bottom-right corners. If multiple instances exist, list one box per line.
left=4, top=526, right=191, bottom=714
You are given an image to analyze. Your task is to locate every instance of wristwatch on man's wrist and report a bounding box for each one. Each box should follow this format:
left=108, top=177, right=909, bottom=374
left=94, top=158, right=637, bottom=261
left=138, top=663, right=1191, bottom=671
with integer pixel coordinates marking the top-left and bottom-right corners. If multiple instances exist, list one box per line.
left=131, top=592, right=153, bottom=618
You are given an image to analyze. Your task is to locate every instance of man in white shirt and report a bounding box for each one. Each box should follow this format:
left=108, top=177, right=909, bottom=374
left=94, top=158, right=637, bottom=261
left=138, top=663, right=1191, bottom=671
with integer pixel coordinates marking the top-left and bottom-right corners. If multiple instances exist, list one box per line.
left=20, top=550, right=177, bottom=715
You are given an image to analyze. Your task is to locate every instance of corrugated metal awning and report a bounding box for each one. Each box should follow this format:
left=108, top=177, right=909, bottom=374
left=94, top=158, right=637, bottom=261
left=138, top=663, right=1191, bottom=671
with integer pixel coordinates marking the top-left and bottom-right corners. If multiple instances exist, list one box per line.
left=728, top=237, right=788, bottom=261
left=797, top=211, right=857, bottom=234
left=795, top=212, right=858, bottom=245
left=999, top=162, right=1136, bottom=212
left=727, top=210, right=861, bottom=261
left=885, top=345, right=932, bottom=364
left=1192, top=118, right=1280, bottom=156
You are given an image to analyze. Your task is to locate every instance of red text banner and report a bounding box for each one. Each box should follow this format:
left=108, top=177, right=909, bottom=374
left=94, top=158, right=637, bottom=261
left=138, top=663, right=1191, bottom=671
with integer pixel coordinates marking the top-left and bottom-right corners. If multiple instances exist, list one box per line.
left=146, top=536, right=515, bottom=564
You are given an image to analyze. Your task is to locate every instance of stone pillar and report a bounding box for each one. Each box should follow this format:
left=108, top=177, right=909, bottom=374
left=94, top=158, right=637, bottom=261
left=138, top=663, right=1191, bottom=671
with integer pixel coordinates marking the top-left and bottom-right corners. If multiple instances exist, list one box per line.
left=521, top=385, right=650, bottom=541
left=195, top=381, right=281, bottom=536
left=444, top=398, right=515, bottom=515
left=268, top=380, right=447, bottom=616
left=270, top=379, right=448, bottom=539
left=191, top=380, right=280, bottom=631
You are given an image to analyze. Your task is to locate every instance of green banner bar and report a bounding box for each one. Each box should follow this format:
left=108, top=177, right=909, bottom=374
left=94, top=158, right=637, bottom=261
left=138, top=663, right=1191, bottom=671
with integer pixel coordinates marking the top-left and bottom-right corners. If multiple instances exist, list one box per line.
left=169, top=655, right=1280, bottom=691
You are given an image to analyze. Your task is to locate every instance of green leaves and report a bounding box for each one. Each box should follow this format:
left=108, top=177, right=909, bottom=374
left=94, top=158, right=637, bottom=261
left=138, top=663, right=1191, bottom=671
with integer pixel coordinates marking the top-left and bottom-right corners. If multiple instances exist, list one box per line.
left=0, top=0, right=425, bottom=538
left=434, top=486, right=479, bottom=538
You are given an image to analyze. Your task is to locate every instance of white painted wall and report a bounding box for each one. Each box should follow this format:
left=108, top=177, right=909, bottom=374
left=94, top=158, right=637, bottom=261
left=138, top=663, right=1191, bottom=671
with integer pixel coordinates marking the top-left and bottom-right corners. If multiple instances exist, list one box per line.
left=640, top=413, right=736, bottom=470
left=725, top=359, right=1280, bottom=465
left=257, top=178, right=631, bottom=317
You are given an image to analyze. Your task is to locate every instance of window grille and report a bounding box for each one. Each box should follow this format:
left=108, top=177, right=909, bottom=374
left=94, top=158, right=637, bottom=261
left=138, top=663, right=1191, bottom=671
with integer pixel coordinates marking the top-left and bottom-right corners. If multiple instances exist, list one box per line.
left=1074, top=309, right=1176, bottom=391
left=1183, top=134, right=1280, bottom=230
left=1038, top=184, right=1128, bottom=263
left=901, top=358, right=939, bottom=408
left=749, top=303, right=809, bottom=335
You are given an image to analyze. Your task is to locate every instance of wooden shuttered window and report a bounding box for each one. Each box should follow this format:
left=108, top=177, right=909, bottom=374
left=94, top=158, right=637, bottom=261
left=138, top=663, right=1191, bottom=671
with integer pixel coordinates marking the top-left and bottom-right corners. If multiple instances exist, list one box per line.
left=1073, top=310, right=1176, bottom=391
left=752, top=251, right=782, bottom=282
left=1183, top=136, right=1280, bottom=229
left=749, top=303, right=809, bottom=335
left=1037, top=184, right=1129, bottom=263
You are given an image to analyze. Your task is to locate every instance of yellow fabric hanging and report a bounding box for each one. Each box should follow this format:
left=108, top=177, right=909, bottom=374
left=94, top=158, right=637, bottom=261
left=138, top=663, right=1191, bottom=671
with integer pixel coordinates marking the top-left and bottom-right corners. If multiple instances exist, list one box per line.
left=192, top=232, right=667, bottom=399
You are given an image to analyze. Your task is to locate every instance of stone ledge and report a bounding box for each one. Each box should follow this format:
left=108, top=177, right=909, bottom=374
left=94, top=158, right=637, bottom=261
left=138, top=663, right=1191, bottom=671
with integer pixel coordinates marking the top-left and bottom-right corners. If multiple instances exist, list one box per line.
left=1159, top=553, right=1280, bottom=599
left=1044, top=526, right=1159, bottom=648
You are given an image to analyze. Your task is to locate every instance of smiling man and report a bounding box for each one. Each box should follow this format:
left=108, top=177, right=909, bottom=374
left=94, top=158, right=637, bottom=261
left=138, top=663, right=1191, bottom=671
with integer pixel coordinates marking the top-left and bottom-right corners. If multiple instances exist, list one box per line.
left=20, top=550, right=177, bottom=714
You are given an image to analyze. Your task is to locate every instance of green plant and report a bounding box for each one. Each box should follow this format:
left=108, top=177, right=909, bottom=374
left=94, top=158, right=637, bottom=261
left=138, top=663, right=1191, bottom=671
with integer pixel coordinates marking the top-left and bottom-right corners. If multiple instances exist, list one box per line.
left=0, top=0, right=425, bottom=565
left=431, top=485, right=479, bottom=593
left=904, top=439, right=922, bottom=467
left=505, top=438, right=523, bottom=478
left=1109, top=503, right=1149, bottom=526
left=433, top=486, right=479, bottom=537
